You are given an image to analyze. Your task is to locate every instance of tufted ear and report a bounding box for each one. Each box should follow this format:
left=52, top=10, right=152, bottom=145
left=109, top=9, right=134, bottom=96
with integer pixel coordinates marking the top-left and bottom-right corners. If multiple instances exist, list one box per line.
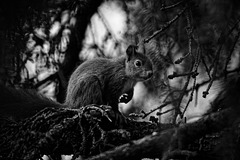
left=126, top=45, right=137, bottom=61
left=137, top=42, right=146, bottom=55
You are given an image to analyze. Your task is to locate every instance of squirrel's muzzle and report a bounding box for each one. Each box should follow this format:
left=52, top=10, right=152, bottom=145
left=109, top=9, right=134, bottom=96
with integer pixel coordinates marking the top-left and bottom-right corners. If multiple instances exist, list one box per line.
left=139, top=70, right=153, bottom=80
left=146, top=70, right=153, bottom=78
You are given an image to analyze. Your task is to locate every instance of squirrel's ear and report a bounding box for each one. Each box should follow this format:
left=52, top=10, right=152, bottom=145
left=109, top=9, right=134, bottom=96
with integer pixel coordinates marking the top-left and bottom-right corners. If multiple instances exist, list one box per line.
left=137, top=43, right=146, bottom=55
left=126, top=45, right=137, bottom=61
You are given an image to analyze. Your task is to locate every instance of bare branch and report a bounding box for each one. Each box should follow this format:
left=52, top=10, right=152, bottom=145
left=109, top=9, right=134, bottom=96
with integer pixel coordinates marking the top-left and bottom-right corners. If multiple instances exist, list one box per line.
left=224, top=30, right=240, bottom=77
left=144, top=6, right=188, bottom=43
left=160, top=0, right=185, bottom=11
left=87, top=108, right=236, bottom=160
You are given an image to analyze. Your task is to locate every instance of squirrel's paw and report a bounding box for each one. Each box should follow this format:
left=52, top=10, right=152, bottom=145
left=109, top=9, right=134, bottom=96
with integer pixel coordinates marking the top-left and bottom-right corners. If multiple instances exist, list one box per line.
left=119, top=93, right=131, bottom=104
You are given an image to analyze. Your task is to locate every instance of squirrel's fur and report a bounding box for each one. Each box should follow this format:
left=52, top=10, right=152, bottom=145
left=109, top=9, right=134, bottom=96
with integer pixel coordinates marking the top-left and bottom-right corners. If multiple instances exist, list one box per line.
left=65, top=45, right=153, bottom=110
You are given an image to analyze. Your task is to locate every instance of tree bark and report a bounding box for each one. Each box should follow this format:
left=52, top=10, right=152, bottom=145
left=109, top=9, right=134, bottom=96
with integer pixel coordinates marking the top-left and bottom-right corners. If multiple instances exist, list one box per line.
left=1, top=104, right=239, bottom=160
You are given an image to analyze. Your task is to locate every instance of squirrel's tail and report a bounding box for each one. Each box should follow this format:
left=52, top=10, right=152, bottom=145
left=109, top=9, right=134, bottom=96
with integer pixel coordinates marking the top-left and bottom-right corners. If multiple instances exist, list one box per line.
left=0, top=84, right=65, bottom=122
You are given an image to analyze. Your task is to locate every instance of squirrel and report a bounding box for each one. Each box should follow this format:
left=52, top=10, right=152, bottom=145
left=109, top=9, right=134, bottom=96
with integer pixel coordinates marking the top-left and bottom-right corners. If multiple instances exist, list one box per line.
left=0, top=45, right=153, bottom=121
left=65, top=45, right=153, bottom=111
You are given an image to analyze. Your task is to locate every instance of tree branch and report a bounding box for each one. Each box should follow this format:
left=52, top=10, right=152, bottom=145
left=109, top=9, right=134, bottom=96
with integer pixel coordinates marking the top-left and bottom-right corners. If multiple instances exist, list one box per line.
left=87, top=108, right=238, bottom=160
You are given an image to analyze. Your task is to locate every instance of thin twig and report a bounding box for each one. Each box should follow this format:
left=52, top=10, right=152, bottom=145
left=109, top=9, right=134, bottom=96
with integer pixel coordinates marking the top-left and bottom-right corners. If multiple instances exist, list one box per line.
left=224, top=67, right=240, bottom=74
left=174, top=68, right=192, bottom=121
left=157, top=108, right=176, bottom=116
left=168, top=71, right=198, bottom=79
left=209, top=18, right=240, bottom=72
left=202, top=46, right=221, bottom=98
left=173, top=7, right=195, bottom=122
left=144, top=6, right=188, bottom=43
left=142, top=100, right=179, bottom=119
left=201, top=55, right=211, bottom=79
left=193, top=42, right=202, bottom=73
left=185, top=67, right=240, bottom=95
left=202, top=18, right=240, bottom=97
left=224, top=30, right=240, bottom=78
left=174, top=7, right=193, bottom=65
left=160, top=0, right=185, bottom=11
left=97, top=9, right=118, bottom=43
left=182, top=42, right=201, bottom=116
left=182, top=76, right=196, bottom=116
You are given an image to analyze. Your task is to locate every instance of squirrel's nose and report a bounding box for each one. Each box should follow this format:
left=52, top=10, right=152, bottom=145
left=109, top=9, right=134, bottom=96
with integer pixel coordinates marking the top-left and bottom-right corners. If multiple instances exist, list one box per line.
left=147, top=71, right=153, bottom=78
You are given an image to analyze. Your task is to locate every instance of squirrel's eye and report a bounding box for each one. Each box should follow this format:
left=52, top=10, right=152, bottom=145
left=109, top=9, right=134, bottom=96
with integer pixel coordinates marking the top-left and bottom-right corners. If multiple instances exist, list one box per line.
left=134, top=60, right=142, bottom=67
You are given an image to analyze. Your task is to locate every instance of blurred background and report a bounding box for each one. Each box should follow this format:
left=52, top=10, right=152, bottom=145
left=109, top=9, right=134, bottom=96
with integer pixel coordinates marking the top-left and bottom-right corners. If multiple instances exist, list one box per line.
left=1, top=0, right=240, bottom=123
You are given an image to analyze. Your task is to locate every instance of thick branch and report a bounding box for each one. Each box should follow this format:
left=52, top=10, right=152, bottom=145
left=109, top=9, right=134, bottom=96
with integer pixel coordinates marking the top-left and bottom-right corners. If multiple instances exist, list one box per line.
left=0, top=105, right=157, bottom=159
left=87, top=108, right=238, bottom=160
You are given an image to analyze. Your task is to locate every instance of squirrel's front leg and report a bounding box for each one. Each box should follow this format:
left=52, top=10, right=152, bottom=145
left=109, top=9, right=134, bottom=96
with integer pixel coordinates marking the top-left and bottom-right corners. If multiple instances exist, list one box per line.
left=118, top=79, right=136, bottom=104
left=118, top=88, right=134, bottom=104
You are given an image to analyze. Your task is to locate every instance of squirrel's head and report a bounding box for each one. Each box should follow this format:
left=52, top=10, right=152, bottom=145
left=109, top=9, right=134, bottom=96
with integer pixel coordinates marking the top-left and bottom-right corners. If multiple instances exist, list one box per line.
left=125, top=45, right=153, bottom=81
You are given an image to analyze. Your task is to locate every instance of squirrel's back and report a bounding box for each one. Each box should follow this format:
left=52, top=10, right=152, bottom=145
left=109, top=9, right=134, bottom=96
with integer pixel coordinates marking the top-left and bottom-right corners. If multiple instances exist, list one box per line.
left=65, top=57, right=127, bottom=109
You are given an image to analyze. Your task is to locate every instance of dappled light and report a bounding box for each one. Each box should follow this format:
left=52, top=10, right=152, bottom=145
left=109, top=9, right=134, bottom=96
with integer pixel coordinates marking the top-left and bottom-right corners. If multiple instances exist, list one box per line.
left=1, top=0, right=240, bottom=159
